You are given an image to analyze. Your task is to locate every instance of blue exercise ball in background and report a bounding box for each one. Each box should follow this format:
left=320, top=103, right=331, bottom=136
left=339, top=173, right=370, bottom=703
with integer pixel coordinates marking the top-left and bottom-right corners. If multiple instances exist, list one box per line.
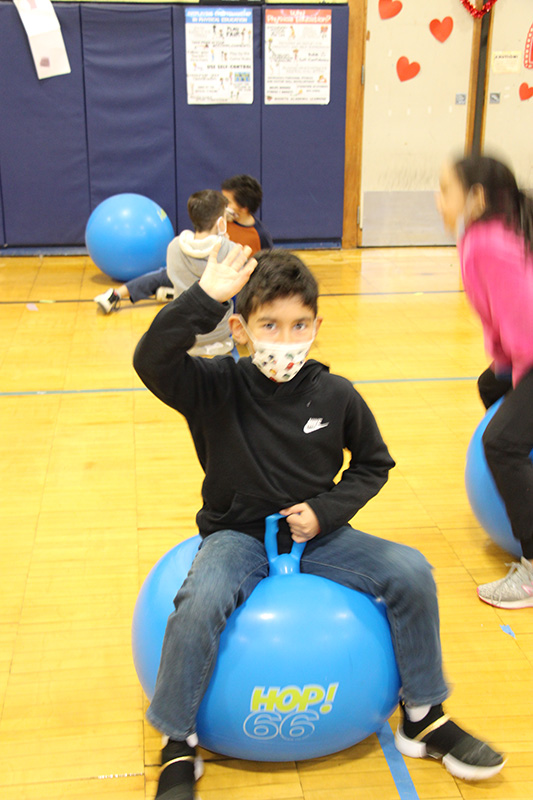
left=85, top=193, right=174, bottom=282
left=465, top=398, right=525, bottom=558
left=132, top=515, right=400, bottom=762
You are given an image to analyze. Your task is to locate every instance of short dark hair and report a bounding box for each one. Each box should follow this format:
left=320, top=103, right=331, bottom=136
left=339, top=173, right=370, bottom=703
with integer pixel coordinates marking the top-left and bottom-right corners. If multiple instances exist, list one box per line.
left=236, top=250, right=318, bottom=321
left=187, top=190, right=228, bottom=233
left=221, top=174, right=263, bottom=215
left=454, top=155, right=533, bottom=252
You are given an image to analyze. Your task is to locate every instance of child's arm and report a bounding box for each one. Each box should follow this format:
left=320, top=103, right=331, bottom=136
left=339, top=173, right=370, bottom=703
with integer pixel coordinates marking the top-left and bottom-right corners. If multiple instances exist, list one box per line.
left=462, top=223, right=533, bottom=381
left=133, top=244, right=255, bottom=411
left=256, top=219, right=274, bottom=250
left=284, top=389, right=395, bottom=541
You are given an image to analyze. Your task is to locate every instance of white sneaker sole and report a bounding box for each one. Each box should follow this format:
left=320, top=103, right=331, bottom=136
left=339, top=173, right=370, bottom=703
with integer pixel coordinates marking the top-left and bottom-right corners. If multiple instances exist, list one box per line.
left=395, top=726, right=505, bottom=780
left=477, top=590, right=533, bottom=609
left=194, top=754, right=204, bottom=782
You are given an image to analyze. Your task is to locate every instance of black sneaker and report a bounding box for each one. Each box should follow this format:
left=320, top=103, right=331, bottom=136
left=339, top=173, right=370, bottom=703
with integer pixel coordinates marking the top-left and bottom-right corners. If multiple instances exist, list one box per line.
left=395, top=701, right=505, bottom=780
left=156, top=736, right=203, bottom=800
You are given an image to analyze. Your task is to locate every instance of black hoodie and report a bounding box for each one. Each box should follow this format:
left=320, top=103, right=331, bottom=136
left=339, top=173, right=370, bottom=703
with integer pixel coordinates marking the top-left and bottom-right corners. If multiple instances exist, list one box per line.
left=133, top=282, right=395, bottom=551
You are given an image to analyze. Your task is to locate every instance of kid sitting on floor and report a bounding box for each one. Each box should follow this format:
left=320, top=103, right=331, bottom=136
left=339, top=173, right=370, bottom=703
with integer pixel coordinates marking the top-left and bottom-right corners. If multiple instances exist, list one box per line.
left=221, top=173, right=273, bottom=253
left=95, top=190, right=238, bottom=356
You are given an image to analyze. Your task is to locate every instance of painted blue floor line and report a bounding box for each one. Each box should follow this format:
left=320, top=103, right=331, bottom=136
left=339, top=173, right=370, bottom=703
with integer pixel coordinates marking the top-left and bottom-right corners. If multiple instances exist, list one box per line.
left=377, top=721, right=420, bottom=800
left=0, top=375, right=479, bottom=398
left=354, top=376, right=477, bottom=385
left=322, top=289, right=464, bottom=296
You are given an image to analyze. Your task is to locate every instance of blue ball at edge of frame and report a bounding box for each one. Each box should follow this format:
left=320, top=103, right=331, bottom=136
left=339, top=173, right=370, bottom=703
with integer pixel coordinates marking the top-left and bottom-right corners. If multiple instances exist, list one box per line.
left=465, top=398, right=525, bottom=558
left=131, top=517, right=401, bottom=762
left=85, top=193, right=174, bottom=282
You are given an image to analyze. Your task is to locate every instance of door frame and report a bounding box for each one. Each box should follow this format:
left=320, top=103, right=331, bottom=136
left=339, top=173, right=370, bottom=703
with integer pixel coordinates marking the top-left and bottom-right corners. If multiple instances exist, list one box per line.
left=342, top=0, right=495, bottom=248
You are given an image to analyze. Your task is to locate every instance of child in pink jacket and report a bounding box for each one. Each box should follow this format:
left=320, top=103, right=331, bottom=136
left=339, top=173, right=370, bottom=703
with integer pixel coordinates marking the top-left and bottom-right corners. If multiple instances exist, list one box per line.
left=438, top=155, right=533, bottom=609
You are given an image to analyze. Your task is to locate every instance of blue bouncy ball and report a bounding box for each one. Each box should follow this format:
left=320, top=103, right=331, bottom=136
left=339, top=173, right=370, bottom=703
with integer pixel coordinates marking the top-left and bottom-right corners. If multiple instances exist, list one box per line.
left=132, top=515, right=400, bottom=762
left=465, top=398, right=526, bottom=558
left=85, top=193, right=174, bottom=282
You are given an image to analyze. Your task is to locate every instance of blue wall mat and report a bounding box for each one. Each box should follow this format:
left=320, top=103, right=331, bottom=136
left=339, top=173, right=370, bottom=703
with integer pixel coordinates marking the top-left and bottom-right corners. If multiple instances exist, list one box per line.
left=261, top=6, right=348, bottom=243
left=82, top=5, right=177, bottom=227
left=172, top=7, right=262, bottom=234
left=0, top=160, right=5, bottom=246
left=0, top=3, right=90, bottom=245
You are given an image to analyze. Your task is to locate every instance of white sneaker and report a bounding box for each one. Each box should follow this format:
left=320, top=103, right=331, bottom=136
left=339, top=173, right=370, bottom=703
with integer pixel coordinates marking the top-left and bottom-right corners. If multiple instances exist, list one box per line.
left=477, top=557, right=533, bottom=609
left=94, top=289, right=120, bottom=314
left=155, top=286, right=176, bottom=303
left=187, top=338, right=234, bottom=357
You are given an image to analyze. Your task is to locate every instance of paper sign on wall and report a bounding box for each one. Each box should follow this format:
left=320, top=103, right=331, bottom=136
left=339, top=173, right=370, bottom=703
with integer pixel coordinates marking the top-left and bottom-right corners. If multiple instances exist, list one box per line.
left=492, top=51, right=521, bottom=74
left=185, top=8, right=254, bottom=105
left=264, top=9, right=331, bottom=105
left=14, top=0, right=70, bottom=80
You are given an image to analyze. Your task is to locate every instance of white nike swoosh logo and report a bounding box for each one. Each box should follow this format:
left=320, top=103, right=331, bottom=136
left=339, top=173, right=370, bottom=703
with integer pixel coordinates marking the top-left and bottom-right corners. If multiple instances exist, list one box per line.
left=303, top=418, right=330, bottom=434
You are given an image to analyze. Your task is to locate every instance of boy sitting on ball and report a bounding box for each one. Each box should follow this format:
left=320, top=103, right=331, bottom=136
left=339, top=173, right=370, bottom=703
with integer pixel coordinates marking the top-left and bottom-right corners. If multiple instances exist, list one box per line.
left=133, top=246, right=504, bottom=799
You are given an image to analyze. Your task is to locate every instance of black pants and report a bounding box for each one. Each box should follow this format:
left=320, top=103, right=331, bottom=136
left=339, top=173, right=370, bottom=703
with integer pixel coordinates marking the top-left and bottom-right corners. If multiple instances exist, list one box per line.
left=479, top=367, right=533, bottom=559
left=477, top=366, right=512, bottom=410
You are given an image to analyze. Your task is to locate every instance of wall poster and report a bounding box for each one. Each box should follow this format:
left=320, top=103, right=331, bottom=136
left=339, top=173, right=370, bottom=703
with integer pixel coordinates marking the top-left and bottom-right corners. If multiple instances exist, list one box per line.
left=264, top=8, right=332, bottom=105
left=185, top=7, right=253, bottom=105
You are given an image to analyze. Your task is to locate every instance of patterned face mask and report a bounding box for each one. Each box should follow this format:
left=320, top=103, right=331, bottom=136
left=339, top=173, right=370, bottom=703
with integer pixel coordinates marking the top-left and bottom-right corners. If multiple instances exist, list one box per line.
left=239, top=317, right=315, bottom=382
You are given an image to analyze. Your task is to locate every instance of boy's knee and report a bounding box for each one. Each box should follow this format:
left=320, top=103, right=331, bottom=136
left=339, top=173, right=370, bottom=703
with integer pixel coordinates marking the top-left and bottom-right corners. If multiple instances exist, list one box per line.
left=173, top=575, right=235, bottom=626
left=390, top=546, right=435, bottom=595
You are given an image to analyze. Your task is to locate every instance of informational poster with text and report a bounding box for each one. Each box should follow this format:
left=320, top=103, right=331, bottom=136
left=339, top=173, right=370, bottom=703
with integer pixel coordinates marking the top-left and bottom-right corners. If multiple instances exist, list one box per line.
left=264, top=8, right=331, bottom=105
left=185, top=8, right=253, bottom=105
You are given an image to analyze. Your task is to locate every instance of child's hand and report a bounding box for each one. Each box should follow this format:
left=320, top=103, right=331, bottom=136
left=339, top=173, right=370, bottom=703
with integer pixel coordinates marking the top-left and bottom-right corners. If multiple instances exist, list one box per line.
left=199, top=241, right=256, bottom=303
left=280, top=503, right=320, bottom=543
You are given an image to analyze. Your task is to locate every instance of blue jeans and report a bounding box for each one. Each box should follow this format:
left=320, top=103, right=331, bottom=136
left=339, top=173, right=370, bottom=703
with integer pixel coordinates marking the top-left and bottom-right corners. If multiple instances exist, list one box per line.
left=126, top=267, right=172, bottom=303
left=146, top=526, right=449, bottom=739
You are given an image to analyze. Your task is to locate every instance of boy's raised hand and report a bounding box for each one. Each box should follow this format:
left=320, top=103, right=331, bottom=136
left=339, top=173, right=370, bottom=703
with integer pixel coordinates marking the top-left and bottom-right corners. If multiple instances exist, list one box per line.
left=199, top=241, right=257, bottom=304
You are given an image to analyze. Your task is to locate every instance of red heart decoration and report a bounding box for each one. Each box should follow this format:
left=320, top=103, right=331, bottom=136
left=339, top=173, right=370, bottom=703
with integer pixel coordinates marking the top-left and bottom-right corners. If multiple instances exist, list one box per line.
left=519, top=82, right=533, bottom=101
left=379, top=0, right=403, bottom=21
left=430, top=17, right=453, bottom=43
left=396, top=57, right=420, bottom=82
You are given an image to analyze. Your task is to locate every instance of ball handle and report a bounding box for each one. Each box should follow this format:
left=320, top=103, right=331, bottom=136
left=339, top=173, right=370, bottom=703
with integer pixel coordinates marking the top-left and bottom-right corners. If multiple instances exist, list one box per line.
left=264, top=513, right=306, bottom=576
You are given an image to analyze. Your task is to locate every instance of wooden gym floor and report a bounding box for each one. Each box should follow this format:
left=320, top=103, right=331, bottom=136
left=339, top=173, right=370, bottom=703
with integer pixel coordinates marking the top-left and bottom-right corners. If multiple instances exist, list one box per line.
left=0, top=247, right=532, bottom=799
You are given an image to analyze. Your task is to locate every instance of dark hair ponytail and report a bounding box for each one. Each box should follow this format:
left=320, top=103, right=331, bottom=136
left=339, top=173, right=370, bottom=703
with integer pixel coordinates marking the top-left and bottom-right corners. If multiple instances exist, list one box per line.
left=517, top=190, right=533, bottom=253
left=454, top=155, right=533, bottom=252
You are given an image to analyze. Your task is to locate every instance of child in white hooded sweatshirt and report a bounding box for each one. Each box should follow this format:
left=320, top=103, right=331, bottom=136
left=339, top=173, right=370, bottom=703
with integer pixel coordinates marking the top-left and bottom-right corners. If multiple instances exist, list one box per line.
left=94, top=190, right=237, bottom=356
